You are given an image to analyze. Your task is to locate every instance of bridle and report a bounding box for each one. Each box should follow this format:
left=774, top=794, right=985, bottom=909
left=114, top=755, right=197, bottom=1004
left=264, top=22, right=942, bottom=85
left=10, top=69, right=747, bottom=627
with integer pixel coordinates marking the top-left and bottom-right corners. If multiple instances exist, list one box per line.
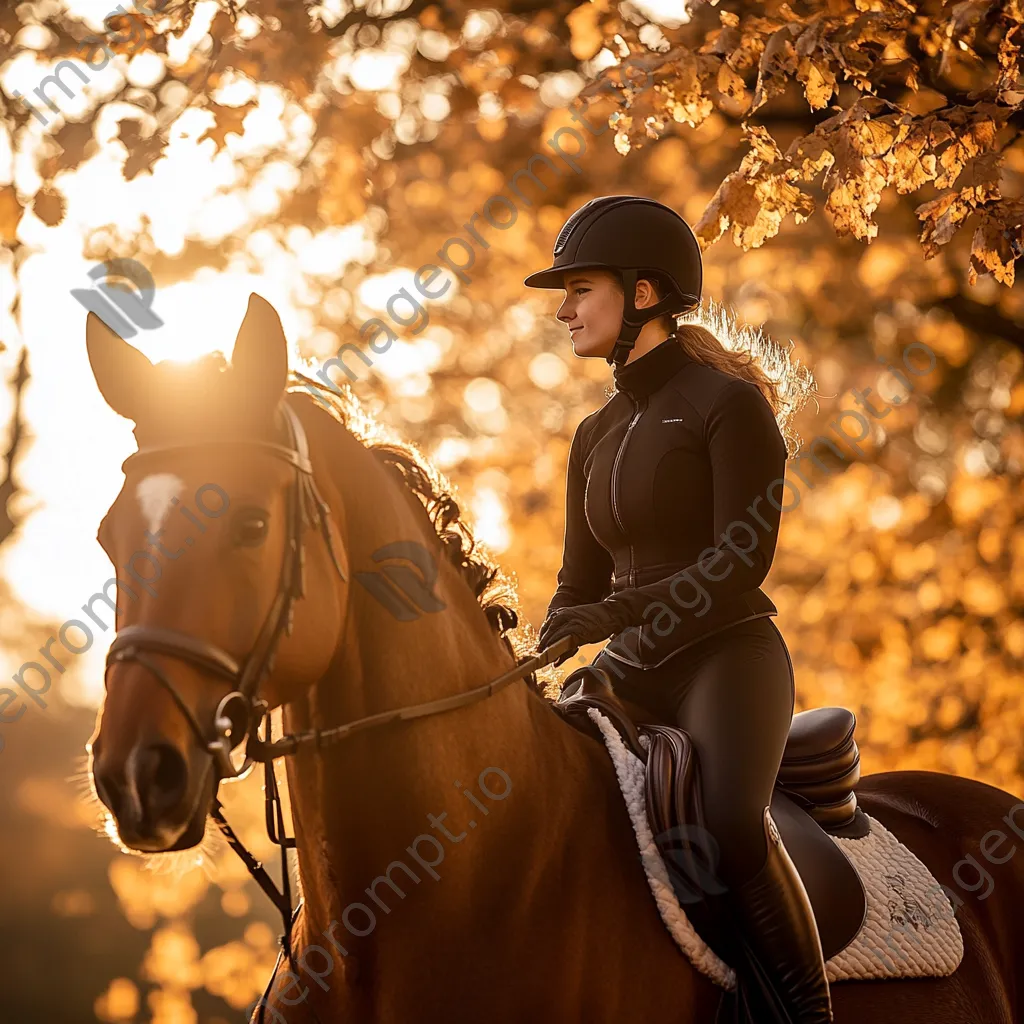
left=103, top=397, right=571, bottom=1022
left=107, top=403, right=345, bottom=780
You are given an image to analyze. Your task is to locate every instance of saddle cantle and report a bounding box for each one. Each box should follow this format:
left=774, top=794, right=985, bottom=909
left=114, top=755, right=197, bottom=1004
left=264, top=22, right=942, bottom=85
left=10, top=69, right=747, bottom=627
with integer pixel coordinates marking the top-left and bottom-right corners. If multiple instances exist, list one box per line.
left=553, top=666, right=868, bottom=962
left=779, top=707, right=862, bottom=832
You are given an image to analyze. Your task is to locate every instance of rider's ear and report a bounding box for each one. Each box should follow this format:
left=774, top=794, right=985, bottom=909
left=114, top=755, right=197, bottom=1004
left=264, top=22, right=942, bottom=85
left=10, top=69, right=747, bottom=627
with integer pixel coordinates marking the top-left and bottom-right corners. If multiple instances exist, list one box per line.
left=231, top=293, right=288, bottom=412
left=86, top=311, right=154, bottom=422
left=635, top=277, right=657, bottom=311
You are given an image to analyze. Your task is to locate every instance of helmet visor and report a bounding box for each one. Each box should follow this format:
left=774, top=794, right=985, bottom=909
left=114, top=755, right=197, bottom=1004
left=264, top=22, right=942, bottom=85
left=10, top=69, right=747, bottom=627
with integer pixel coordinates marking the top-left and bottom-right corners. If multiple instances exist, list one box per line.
left=523, top=261, right=617, bottom=289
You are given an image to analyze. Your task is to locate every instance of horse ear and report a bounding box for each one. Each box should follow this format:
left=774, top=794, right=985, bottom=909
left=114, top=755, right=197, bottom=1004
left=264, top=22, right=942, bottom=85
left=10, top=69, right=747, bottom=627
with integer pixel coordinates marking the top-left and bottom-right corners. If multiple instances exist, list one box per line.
left=231, top=293, right=288, bottom=411
left=86, top=311, right=154, bottom=422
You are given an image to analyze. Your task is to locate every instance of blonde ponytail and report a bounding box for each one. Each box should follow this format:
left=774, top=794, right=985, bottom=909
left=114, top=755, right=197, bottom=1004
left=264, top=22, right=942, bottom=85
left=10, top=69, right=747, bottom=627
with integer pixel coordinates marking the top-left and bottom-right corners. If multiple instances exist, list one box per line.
left=672, top=301, right=816, bottom=456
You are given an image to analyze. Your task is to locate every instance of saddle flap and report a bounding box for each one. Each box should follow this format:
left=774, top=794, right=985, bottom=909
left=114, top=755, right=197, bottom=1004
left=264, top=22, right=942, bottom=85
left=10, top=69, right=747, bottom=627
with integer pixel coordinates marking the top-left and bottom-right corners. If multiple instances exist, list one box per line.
left=643, top=723, right=702, bottom=872
left=770, top=789, right=867, bottom=961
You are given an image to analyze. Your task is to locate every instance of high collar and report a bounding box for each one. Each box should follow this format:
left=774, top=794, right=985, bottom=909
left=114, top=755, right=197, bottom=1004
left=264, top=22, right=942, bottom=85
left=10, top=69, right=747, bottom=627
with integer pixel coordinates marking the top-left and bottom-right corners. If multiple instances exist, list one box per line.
left=612, top=336, right=691, bottom=400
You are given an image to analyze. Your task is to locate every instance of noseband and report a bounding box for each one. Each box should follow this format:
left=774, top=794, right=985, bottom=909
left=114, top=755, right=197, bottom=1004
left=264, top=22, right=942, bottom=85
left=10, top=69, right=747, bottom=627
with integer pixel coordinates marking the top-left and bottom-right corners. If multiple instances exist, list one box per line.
left=102, top=396, right=570, bottom=1022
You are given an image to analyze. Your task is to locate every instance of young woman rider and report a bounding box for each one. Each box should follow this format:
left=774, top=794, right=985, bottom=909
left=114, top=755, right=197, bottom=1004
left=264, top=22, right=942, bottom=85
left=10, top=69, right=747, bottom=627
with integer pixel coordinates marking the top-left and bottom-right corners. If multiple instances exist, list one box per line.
left=527, top=195, right=832, bottom=1024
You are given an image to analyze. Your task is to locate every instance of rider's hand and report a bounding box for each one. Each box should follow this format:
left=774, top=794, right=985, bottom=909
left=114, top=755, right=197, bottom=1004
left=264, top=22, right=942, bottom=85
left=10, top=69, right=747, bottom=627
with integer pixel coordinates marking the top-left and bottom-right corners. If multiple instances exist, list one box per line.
left=538, top=601, right=633, bottom=665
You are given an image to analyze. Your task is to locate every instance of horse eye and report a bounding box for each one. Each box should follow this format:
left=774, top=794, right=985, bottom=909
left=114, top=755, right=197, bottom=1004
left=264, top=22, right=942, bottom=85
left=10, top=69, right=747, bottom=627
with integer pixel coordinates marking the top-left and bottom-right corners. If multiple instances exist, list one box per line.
left=233, top=508, right=269, bottom=547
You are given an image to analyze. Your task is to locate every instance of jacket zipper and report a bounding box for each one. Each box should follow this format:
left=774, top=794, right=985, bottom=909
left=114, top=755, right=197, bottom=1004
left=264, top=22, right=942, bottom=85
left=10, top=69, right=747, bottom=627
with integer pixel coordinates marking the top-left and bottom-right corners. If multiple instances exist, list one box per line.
left=611, top=395, right=644, bottom=589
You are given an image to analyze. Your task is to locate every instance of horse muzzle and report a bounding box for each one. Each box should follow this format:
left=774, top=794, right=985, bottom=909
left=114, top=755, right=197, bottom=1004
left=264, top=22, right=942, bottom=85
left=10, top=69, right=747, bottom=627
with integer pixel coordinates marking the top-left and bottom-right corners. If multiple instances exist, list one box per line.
left=91, top=727, right=216, bottom=852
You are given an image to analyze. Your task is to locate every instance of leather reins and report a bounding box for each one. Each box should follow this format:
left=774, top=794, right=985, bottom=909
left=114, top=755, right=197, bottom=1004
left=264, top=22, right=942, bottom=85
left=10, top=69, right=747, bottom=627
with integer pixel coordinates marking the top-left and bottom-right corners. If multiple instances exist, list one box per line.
left=103, top=398, right=572, bottom=1022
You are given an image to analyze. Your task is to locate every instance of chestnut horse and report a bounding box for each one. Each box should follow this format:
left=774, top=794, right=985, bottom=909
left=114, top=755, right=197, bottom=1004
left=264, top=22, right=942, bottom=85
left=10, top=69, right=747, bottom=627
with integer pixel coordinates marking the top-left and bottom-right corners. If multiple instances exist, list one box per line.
left=86, top=295, right=1024, bottom=1023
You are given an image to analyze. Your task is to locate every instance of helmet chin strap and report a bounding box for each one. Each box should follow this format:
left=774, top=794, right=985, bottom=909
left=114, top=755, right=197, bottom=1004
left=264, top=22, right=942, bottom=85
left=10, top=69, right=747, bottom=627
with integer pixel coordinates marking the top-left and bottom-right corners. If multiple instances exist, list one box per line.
left=606, top=268, right=685, bottom=366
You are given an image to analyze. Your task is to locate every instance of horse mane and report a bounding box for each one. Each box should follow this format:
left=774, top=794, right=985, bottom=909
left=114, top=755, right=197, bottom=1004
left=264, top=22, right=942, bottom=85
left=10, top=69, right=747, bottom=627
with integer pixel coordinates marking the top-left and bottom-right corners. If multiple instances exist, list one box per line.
left=287, top=371, right=533, bottom=667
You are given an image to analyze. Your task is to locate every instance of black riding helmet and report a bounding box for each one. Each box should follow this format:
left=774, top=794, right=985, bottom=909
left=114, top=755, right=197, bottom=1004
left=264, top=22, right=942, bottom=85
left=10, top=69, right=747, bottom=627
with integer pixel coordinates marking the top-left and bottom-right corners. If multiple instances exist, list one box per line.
left=524, top=195, right=703, bottom=365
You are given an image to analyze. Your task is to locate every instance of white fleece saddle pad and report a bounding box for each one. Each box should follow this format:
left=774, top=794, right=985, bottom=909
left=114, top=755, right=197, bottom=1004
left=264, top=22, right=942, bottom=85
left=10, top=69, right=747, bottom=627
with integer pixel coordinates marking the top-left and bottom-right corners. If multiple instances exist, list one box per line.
left=588, top=708, right=965, bottom=989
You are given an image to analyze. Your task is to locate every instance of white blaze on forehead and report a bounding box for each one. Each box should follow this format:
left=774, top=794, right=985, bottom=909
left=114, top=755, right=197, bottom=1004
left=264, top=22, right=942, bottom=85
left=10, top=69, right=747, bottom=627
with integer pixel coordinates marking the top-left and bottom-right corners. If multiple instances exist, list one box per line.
left=136, top=474, right=185, bottom=534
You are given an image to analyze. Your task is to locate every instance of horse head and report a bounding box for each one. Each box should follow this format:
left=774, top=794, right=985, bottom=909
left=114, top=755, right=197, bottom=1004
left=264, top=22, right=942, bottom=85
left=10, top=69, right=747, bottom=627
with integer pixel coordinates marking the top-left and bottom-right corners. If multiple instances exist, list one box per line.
left=86, top=293, right=347, bottom=853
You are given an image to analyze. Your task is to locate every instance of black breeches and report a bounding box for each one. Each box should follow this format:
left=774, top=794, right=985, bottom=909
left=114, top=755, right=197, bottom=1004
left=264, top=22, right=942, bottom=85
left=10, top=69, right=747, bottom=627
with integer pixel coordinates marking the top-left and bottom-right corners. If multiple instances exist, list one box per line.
left=592, top=616, right=795, bottom=886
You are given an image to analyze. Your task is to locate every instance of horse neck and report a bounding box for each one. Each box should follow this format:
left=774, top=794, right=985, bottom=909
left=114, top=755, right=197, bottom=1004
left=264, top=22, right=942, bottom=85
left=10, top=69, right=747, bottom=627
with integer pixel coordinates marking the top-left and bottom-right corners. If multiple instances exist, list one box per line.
left=276, top=400, right=643, bottom=980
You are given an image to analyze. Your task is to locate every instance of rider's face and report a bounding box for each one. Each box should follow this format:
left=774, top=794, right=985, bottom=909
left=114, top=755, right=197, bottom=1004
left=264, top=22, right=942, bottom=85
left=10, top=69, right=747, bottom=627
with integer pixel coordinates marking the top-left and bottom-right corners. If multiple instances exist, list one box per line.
left=556, top=269, right=624, bottom=359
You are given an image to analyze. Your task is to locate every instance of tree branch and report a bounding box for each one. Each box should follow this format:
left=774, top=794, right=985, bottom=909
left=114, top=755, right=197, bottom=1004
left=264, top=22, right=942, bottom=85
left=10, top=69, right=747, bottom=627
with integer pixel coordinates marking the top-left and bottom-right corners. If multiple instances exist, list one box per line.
left=0, top=348, right=29, bottom=548
left=938, top=293, right=1024, bottom=353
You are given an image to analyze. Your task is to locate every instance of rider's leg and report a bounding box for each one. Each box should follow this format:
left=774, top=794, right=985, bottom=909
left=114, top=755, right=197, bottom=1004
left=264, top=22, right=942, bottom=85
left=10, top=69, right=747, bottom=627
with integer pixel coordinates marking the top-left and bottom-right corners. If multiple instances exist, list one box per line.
left=670, top=617, right=793, bottom=883
left=670, top=617, right=832, bottom=1023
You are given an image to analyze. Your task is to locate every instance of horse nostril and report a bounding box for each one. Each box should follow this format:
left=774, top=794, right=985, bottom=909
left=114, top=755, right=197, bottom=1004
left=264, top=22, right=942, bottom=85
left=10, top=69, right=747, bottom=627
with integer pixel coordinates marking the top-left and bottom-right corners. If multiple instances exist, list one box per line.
left=134, top=742, right=189, bottom=824
left=93, top=766, right=123, bottom=818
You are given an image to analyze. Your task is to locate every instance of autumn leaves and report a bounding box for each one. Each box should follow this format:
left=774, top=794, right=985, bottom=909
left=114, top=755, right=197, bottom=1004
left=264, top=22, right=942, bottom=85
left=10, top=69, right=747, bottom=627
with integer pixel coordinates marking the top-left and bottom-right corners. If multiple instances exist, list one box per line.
left=598, top=6, right=1024, bottom=288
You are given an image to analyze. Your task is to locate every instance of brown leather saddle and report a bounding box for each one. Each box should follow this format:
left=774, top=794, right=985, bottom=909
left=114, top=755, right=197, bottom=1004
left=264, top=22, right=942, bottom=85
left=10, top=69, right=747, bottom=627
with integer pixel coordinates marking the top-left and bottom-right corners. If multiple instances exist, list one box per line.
left=553, top=666, right=868, bottom=963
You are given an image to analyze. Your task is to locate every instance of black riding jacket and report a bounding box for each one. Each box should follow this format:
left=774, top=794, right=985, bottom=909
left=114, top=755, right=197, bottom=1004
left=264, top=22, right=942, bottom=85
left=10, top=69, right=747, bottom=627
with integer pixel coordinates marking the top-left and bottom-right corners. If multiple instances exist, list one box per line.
left=545, top=336, right=789, bottom=669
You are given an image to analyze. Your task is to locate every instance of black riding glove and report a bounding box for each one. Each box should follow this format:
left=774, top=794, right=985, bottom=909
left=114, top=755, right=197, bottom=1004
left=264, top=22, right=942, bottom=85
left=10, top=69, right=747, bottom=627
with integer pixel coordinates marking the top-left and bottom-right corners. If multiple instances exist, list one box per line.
left=538, top=601, right=634, bottom=666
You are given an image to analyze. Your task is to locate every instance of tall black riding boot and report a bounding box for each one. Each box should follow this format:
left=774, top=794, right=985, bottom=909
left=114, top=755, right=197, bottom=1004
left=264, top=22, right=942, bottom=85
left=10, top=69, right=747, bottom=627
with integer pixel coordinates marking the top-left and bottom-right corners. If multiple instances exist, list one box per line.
left=727, top=807, right=833, bottom=1024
